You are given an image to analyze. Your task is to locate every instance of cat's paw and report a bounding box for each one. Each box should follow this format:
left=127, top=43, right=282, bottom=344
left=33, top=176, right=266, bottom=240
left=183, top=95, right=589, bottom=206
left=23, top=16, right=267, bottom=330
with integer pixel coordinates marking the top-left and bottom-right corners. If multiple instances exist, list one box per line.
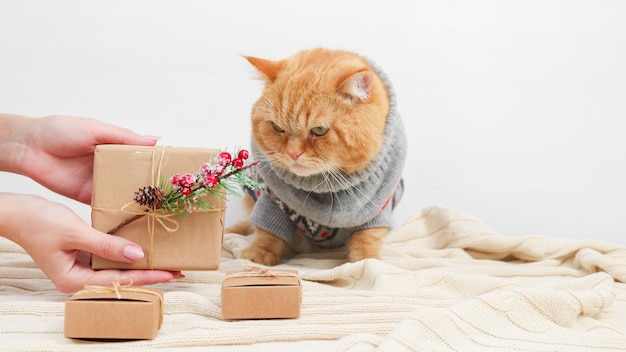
left=241, top=246, right=281, bottom=266
left=347, top=249, right=382, bottom=262
left=346, top=228, right=387, bottom=262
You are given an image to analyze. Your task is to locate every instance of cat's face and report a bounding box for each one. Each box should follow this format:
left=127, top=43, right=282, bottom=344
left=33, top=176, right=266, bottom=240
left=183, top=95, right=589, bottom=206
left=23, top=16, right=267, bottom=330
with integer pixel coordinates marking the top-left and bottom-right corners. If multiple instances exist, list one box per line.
left=246, top=48, right=390, bottom=177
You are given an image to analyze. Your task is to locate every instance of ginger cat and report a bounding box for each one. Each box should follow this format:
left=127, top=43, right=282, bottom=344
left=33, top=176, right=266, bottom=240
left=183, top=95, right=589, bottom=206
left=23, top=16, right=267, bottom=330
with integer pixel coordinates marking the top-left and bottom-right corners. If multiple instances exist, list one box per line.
left=230, top=48, right=407, bottom=266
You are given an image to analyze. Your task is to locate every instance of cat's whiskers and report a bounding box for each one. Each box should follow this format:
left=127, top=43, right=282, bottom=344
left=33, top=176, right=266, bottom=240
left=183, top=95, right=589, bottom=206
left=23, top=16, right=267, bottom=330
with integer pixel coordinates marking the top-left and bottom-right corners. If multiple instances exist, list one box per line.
left=311, top=160, right=370, bottom=216
left=256, top=152, right=283, bottom=172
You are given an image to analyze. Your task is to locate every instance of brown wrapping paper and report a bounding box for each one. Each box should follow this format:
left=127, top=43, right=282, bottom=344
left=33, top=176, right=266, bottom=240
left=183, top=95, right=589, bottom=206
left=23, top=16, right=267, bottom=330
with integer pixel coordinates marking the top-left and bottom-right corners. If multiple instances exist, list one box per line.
left=221, top=269, right=302, bottom=320
left=64, top=287, right=164, bottom=340
left=90, top=145, right=225, bottom=270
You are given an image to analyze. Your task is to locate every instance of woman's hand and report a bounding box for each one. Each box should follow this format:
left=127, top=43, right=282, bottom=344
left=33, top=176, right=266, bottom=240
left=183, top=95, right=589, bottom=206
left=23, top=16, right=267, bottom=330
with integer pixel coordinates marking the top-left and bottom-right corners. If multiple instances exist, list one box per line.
left=1, top=114, right=159, bottom=204
left=1, top=193, right=182, bottom=293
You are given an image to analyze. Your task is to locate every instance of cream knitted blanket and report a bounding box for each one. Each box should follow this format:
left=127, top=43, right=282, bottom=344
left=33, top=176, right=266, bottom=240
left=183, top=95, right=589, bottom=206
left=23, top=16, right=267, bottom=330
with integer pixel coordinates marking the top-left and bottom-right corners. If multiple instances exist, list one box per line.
left=1, top=205, right=625, bottom=351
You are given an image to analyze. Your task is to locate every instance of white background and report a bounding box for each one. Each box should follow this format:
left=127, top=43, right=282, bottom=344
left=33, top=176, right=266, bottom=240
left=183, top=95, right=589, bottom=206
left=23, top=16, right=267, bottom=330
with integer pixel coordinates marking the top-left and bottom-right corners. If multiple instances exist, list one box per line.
left=1, top=1, right=625, bottom=244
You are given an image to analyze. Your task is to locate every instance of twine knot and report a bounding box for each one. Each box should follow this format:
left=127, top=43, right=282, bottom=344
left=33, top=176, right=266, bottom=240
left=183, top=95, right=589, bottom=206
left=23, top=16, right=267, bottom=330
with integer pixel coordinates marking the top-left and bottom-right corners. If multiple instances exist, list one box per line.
left=226, top=264, right=300, bottom=279
left=77, top=276, right=164, bottom=328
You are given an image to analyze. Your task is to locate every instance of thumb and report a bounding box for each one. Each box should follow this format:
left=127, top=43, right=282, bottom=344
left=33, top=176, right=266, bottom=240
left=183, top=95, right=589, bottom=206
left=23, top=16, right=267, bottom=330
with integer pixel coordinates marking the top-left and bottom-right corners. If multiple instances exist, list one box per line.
left=76, top=228, right=145, bottom=263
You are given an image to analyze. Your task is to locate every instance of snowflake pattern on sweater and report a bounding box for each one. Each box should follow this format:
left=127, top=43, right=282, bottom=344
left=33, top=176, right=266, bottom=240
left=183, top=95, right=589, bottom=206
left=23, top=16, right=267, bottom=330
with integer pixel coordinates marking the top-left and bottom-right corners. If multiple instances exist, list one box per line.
left=245, top=178, right=341, bottom=244
left=245, top=170, right=404, bottom=247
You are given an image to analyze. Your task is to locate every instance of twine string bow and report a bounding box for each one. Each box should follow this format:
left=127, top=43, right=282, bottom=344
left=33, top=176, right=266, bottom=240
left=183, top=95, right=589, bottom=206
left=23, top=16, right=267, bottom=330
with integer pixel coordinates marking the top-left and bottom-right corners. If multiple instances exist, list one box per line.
left=102, top=148, right=175, bottom=268
left=226, top=264, right=300, bottom=279
left=77, top=276, right=164, bottom=328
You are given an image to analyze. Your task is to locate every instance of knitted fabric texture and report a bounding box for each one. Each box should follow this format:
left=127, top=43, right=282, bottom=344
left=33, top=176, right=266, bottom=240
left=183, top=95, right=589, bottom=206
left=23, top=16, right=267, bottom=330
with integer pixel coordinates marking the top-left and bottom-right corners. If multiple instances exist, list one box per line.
left=247, top=60, right=407, bottom=248
left=2, top=206, right=626, bottom=351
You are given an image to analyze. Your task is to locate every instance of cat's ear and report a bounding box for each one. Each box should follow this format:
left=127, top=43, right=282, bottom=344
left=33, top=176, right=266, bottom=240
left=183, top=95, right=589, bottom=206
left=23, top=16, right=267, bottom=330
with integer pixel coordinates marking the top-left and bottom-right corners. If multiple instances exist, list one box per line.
left=244, top=56, right=283, bottom=83
left=338, top=70, right=374, bottom=102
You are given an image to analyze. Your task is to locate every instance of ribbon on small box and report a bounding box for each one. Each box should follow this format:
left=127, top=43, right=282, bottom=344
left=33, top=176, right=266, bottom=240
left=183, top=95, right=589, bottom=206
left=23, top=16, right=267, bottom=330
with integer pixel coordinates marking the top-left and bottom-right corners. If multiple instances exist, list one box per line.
left=76, top=277, right=164, bottom=329
left=226, top=264, right=300, bottom=279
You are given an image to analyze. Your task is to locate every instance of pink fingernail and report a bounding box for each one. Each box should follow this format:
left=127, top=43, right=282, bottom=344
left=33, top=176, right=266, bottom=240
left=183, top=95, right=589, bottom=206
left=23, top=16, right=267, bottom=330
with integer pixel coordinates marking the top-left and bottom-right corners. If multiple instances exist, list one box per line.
left=169, top=273, right=186, bottom=282
left=141, top=135, right=161, bottom=141
left=123, top=245, right=144, bottom=261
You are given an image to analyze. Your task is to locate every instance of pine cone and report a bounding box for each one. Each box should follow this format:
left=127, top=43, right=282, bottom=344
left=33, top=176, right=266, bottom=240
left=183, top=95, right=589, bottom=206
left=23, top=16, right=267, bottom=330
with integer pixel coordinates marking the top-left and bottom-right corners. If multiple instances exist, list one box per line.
left=133, top=186, right=165, bottom=209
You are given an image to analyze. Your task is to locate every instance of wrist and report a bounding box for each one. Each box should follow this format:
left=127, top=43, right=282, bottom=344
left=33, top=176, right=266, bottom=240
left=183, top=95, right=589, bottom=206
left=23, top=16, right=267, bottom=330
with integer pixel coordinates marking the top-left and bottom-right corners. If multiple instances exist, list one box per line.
left=0, top=113, right=31, bottom=175
left=0, top=192, right=29, bottom=244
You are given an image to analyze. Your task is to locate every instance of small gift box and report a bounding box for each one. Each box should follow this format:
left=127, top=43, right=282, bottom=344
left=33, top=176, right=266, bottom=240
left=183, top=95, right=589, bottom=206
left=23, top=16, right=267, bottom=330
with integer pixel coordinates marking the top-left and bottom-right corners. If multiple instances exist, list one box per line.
left=64, top=280, right=163, bottom=340
left=221, top=267, right=302, bottom=320
left=90, top=145, right=227, bottom=270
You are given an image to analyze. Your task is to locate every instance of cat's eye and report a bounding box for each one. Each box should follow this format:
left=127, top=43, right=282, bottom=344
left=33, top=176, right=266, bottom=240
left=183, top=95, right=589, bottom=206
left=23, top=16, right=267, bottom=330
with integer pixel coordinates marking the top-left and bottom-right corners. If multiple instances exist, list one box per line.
left=271, top=122, right=285, bottom=133
left=311, top=126, right=329, bottom=137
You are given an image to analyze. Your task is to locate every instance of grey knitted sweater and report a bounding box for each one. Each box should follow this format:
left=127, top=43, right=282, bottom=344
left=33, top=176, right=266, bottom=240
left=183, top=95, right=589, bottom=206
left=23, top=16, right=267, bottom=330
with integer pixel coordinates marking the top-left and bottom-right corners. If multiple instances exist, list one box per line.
left=246, top=62, right=407, bottom=248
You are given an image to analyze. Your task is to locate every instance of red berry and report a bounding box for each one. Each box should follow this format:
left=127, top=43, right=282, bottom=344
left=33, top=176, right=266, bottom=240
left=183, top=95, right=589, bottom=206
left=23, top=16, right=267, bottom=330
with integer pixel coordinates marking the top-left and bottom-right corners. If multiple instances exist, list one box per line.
left=200, top=163, right=211, bottom=176
left=182, top=173, right=196, bottom=187
left=217, top=151, right=232, bottom=166
left=238, top=149, right=249, bottom=160
left=212, top=164, right=225, bottom=176
left=181, top=187, right=192, bottom=196
left=203, top=174, right=219, bottom=187
left=171, top=173, right=183, bottom=186
left=232, top=158, right=244, bottom=169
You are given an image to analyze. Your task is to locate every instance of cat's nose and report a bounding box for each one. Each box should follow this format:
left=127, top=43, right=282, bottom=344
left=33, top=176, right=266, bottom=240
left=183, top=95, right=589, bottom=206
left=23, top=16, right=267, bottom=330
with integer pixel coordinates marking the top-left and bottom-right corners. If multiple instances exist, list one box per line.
left=288, top=151, right=303, bottom=161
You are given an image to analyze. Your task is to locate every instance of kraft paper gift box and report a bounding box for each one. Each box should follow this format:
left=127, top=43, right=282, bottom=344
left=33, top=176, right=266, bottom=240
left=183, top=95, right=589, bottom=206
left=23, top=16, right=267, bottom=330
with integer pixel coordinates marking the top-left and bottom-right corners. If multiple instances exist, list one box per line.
left=64, top=286, right=164, bottom=340
left=221, top=268, right=302, bottom=320
left=90, top=145, right=225, bottom=270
